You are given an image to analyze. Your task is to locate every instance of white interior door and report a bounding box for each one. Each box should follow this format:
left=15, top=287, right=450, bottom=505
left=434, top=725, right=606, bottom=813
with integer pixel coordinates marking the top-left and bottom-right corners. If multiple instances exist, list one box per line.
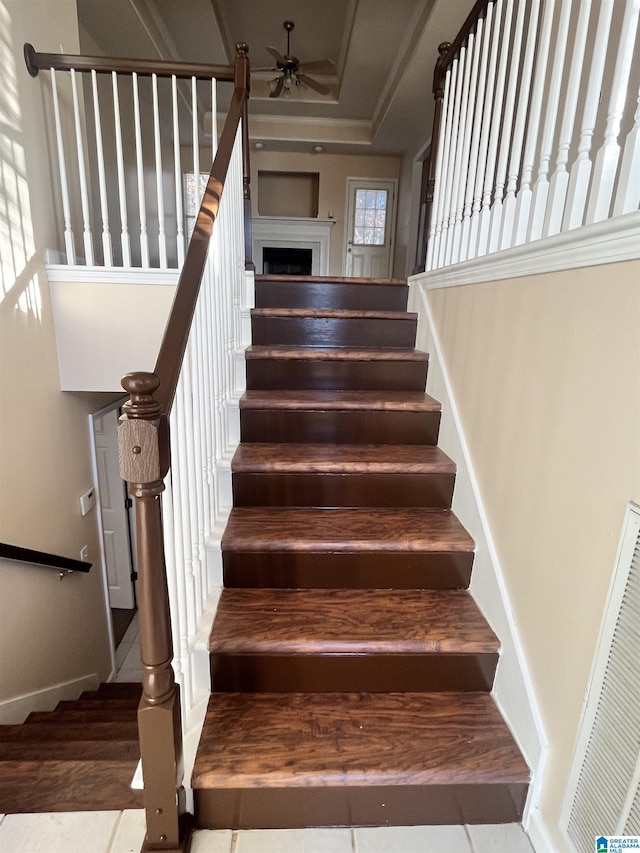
left=93, top=407, right=135, bottom=609
left=344, top=178, right=397, bottom=278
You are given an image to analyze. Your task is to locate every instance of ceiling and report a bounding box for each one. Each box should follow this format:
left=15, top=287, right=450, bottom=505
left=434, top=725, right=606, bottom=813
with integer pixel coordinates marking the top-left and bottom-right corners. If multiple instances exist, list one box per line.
left=76, top=0, right=469, bottom=157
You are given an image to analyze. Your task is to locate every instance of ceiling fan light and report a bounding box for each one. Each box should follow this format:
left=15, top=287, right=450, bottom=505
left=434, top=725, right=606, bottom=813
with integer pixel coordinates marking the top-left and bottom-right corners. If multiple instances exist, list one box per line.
left=283, top=75, right=293, bottom=88
left=268, top=78, right=279, bottom=94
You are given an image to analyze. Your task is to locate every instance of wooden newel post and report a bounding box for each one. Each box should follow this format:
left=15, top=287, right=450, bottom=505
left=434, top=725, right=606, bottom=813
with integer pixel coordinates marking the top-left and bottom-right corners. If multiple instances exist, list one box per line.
left=418, top=41, right=451, bottom=272
left=117, top=372, right=192, bottom=853
left=235, top=42, right=254, bottom=271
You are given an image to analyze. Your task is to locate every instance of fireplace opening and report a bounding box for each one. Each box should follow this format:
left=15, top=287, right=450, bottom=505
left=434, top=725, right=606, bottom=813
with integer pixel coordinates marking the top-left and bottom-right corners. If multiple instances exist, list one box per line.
left=263, top=247, right=313, bottom=276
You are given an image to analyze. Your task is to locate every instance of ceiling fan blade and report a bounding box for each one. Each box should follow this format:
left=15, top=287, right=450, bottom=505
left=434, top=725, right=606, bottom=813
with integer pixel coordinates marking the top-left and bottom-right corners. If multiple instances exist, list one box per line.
left=266, top=46, right=286, bottom=65
left=298, top=74, right=330, bottom=96
left=299, top=59, right=335, bottom=75
left=269, top=76, right=284, bottom=98
left=253, top=66, right=279, bottom=72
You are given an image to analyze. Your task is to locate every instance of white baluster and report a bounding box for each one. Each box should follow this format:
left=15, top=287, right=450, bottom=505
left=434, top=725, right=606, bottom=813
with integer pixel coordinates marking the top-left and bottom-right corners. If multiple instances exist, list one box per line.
left=192, top=77, right=200, bottom=219
left=460, top=10, right=491, bottom=261
left=49, top=69, right=76, bottom=264
left=544, top=0, right=593, bottom=237
left=171, top=76, right=185, bottom=267
left=477, top=0, right=513, bottom=256
left=500, top=0, right=541, bottom=251
left=212, top=77, right=218, bottom=155
left=438, top=51, right=466, bottom=268
left=447, top=31, right=478, bottom=266
left=160, top=467, right=191, bottom=709
left=70, top=69, right=94, bottom=265
left=563, top=0, right=615, bottom=231
left=586, top=0, right=640, bottom=224
left=433, top=61, right=459, bottom=269
left=175, top=374, right=197, bottom=636
left=488, top=0, right=524, bottom=254
left=426, top=65, right=452, bottom=270
left=613, top=82, right=640, bottom=216
left=90, top=70, right=112, bottom=265
left=468, top=0, right=502, bottom=259
left=152, top=73, right=167, bottom=268
left=527, top=0, right=573, bottom=241
left=111, top=73, right=131, bottom=266
left=132, top=73, right=149, bottom=267
left=513, top=0, right=555, bottom=245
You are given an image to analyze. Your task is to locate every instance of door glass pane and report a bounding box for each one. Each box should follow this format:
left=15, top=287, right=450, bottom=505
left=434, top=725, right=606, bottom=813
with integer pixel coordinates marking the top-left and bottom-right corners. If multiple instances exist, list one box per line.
left=352, top=188, right=388, bottom=246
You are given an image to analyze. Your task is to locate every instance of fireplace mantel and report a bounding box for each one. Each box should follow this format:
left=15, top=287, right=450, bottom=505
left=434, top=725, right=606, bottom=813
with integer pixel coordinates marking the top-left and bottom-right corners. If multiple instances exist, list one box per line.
left=252, top=217, right=335, bottom=276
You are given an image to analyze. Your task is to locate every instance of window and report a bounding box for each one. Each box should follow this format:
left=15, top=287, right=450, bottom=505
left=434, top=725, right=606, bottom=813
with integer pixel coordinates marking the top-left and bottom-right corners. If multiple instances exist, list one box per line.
left=353, top=189, right=388, bottom=245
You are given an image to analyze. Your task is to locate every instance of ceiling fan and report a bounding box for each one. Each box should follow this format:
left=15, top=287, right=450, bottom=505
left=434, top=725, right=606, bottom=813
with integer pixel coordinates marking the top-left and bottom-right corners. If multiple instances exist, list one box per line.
left=256, top=20, right=334, bottom=98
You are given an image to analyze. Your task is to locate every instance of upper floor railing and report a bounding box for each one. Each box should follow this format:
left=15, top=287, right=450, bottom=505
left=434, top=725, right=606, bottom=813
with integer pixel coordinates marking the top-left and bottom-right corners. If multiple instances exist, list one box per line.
left=418, top=0, right=640, bottom=272
left=24, top=43, right=253, bottom=270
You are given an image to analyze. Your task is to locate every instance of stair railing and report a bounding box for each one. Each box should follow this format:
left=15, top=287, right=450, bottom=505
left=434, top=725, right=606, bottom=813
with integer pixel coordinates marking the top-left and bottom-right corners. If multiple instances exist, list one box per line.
left=24, top=43, right=254, bottom=271
left=115, top=45, right=249, bottom=853
left=417, top=0, right=640, bottom=272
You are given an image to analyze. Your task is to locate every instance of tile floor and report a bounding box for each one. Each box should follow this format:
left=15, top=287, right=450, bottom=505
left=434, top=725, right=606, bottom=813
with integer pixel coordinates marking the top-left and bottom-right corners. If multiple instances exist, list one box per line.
left=0, top=614, right=536, bottom=852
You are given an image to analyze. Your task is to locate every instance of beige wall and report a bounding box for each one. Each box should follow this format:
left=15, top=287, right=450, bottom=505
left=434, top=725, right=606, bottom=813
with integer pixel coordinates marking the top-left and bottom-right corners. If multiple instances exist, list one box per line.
left=426, top=260, right=640, bottom=850
left=0, top=0, right=114, bottom=713
left=250, top=150, right=401, bottom=276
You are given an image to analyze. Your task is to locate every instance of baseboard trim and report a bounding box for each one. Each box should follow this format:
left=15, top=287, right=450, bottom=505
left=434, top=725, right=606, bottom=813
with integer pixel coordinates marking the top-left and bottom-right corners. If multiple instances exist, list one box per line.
left=0, top=673, right=100, bottom=724
left=527, top=807, right=564, bottom=853
left=409, top=280, right=547, bottom=777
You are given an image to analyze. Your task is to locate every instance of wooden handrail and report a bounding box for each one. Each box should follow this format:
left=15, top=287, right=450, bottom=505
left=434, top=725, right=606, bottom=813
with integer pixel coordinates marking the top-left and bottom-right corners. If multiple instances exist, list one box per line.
left=24, top=42, right=235, bottom=82
left=0, top=542, right=91, bottom=573
left=154, top=85, right=246, bottom=414
left=415, top=0, right=493, bottom=272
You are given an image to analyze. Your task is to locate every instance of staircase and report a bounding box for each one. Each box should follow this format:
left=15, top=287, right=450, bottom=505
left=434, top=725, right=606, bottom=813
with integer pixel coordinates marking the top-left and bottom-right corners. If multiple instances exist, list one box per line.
left=0, top=682, right=143, bottom=813
left=191, top=274, right=529, bottom=829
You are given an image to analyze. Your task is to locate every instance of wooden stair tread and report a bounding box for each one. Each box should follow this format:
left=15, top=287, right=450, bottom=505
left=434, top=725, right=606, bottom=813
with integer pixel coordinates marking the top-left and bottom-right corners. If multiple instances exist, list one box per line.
left=251, top=308, right=416, bottom=320
left=210, top=589, right=498, bottom=655
left=55, top=697, right=139, bottom=711
left=232, top=444, right=454, bottom=474
left=25, top=708, right=136, bottom=724
left=192, top=692, right=529, bottom=788
left=0, top=738, right=140, bottom=761
left=0, top=759, right=143, bottom=812
left=245, top=345, right=428, bottom=362
left=222, top=507, right=474, bottom=553
left=0, top=721, right=139, bottom=742
left=81, top=683, right=141, bottom=699
left=240, top=390, right=440, bottom=412
left=256, top=275, right=407, bottom=286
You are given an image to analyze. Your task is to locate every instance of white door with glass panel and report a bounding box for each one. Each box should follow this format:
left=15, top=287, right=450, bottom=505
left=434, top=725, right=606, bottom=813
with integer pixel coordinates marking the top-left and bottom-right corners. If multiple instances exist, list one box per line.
left=344, top=179, right=397, bottom=278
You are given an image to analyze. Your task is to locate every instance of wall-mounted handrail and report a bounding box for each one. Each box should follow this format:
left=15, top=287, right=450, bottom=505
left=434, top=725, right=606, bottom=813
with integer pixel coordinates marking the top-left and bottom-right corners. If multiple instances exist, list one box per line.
left=24, top=43, right=235, bottom=82
left=0, top=542, right=91, bottom=573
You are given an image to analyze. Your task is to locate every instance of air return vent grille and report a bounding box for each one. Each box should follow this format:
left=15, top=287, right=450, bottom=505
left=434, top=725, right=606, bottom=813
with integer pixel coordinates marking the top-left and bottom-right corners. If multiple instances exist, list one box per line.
left=561, top=503, right=640, bottom=853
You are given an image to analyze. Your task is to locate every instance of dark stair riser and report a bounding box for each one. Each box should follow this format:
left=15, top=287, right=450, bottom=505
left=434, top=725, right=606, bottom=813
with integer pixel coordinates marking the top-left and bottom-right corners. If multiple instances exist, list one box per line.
left=246, top=357, right=428, bottom=392
left=251, top=314, right=417, bottom=349
left=240, top=408, right=441, bottom=445
left=256, top=280, right=409, bottom=311
left=210, top=653, right=498, bottom=693
left=232, top=471, right=455, bottom=508
left=195, top=782, right=528, bottom=830
left=223, top=550, right=474, bottom=590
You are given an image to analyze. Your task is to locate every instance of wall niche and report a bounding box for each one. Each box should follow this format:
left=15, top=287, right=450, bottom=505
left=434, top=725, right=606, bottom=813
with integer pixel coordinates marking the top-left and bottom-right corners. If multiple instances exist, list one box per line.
left=258, top=171, right=320, bottom=218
